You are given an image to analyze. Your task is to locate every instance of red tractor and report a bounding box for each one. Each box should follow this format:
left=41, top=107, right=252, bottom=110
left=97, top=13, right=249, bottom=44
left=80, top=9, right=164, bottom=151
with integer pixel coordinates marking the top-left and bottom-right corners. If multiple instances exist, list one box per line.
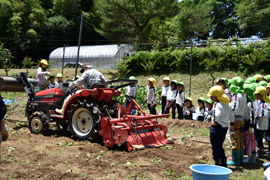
left=2, top=73, right=173, bottom=151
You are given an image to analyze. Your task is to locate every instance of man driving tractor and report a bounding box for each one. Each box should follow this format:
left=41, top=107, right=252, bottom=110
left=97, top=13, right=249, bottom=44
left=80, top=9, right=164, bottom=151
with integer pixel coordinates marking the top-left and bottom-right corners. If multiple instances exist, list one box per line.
left=56, top=63, right=107, bottom=114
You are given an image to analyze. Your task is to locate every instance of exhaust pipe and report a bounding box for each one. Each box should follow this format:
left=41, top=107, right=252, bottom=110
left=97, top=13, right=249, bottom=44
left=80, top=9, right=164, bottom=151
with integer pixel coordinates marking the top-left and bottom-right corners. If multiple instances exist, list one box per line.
left=0, top=76, right=38, bottom=92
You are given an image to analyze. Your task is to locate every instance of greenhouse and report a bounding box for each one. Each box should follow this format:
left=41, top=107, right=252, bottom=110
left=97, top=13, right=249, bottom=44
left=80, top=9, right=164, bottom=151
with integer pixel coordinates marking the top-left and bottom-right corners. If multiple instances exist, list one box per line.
left=49, top=44, right=133, bottom=69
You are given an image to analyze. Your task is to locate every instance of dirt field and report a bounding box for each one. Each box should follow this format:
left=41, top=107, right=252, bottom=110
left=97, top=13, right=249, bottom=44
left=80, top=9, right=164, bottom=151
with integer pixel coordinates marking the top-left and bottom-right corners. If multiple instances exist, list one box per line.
left=0, top=118, right=214, bottom=180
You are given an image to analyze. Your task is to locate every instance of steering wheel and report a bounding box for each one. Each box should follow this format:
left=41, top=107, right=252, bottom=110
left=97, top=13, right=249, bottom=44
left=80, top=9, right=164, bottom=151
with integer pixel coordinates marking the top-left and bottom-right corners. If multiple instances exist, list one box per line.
left=65, top=79, right=73, bottom=83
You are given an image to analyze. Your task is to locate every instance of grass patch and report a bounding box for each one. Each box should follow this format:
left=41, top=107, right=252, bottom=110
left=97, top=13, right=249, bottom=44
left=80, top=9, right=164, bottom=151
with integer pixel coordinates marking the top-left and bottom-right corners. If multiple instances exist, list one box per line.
left=194, top=128, right=210, bottom=137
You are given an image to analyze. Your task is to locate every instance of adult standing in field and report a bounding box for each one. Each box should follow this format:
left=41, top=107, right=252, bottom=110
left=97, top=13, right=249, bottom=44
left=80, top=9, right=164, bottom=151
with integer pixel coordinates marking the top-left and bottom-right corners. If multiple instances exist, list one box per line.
left=36, top=59, right=50, bottom=91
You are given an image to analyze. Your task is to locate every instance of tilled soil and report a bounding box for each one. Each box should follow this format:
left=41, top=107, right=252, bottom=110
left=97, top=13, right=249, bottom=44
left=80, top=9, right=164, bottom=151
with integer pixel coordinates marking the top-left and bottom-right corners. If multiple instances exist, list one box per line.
left=0, top=119, right=214, bottom=179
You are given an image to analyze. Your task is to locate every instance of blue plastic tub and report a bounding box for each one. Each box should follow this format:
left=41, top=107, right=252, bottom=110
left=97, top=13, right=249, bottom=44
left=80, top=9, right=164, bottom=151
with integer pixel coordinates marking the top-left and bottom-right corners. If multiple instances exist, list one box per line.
left=190, top=164, right=232, bottom=180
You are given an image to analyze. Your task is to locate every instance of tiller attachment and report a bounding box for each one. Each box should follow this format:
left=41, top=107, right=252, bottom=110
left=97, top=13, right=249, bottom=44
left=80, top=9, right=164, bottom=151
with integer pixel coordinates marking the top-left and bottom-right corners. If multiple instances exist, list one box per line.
left=99, top=100, right=174, bottom=151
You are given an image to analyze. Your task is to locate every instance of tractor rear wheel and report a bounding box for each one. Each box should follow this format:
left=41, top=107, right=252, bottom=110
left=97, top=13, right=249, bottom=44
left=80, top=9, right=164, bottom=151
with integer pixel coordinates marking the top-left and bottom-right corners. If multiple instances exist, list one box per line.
left=69, top=101, right=96, bottom=140
left=29, top=112, right=46, bottom=134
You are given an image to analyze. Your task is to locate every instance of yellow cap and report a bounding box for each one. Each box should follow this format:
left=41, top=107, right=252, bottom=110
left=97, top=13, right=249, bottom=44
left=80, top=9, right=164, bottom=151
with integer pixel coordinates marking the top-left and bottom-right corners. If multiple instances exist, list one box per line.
left=254, top=74, right=263, bottom=81
left=185, top=97, right=193, bottom=104
left=254, top=86, right=270, bottom=103
left=163, top=76, right=170, bottom=81
left=40, top=59, right=48, bottom=65
left=148, top=78, right=156, bottom=88
left=267, top=83, right=270, bottom=88
left=207, top=85, right=230, bottom=104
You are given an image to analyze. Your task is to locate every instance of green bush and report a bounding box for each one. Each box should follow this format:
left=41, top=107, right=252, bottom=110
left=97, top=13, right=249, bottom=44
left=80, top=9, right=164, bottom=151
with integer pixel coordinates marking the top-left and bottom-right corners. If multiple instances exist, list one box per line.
left=123, top=39, right=270, bottom=75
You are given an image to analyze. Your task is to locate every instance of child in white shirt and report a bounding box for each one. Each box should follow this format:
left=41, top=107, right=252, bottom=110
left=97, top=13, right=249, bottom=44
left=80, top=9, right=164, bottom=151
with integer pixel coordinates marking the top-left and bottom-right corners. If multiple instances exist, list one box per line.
left=161, top=77, right=170, bottom=114
left=125, top=76, right=137, bottom=107
left=204, top=99, right=214, bottom=122
left=48, top=75, right=58, bottom=89
left=165, top=80, right=178, bottom=119
left=147, top=78, right=156, bottom=115
left=254, top=86, right=270, bottom=158
left=176, top=82, right=185, bottom=119
left=216, top=78, right=233, bottom=101
left=183, top=97, right=195, bottom=120
left=193, top=97, right=206, bottom=121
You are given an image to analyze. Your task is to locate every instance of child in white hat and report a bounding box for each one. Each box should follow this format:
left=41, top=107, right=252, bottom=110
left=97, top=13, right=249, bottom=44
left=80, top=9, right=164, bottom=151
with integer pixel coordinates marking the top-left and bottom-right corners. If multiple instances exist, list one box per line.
left=147, top=78, right=157, bottom=115
left=161, top=77, right=170, bottom=114
left=208, top=85, right=234, bottom=167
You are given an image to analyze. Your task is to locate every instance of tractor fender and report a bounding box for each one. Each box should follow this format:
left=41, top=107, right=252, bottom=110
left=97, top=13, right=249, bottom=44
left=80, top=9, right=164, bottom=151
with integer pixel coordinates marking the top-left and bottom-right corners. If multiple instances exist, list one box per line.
left=63, top=89, right=98, bottom=119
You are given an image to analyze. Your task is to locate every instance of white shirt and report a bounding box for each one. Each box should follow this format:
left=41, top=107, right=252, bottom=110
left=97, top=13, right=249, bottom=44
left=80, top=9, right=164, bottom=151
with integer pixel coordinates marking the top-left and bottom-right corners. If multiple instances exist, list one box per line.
left=212, top=102, right=234, bottom=128
left=267, top=95, right=270, bottom=114
left=48, top=82, right=58, bottom=89
left=244, top=102, right=256, bottom=126
left=166, top=89, right=177, bottom=101
left=176, top=91, right=185, bottom=106
left=256, top=102, right=268, bottom=130
left=69, top=68, right=107, bottom=89
left=161, top=86, right=170, bottom=97
left=196, top=107, right=206, bottom=115
left=147, top=87, right=155, bottom=104
left=206, top=107, right=213, bottom=116
left=230, top=93, right=247, bottom=121
left=224, top=88, right=233, bottom=102
left=125, top=86, right=137, bottom=98
left=184, top=105, right=195, bottom=113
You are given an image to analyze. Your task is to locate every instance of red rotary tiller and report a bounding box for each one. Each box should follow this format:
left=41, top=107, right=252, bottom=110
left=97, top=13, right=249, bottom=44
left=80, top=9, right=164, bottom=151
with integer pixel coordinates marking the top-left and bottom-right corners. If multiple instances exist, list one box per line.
left=99, top=99, right=173, bottom=151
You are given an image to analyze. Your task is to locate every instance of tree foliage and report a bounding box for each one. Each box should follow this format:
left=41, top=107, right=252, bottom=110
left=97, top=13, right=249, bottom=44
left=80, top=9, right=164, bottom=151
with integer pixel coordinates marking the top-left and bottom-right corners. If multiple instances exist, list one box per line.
left=170, top=0, right=216, bottom=41
left=0, top=0, right=270, bottom=67
left=235, top=0, right=270, bottom=37
left=95, top=0, right=180, bottom=43
left=243, top=49, right=268, bottom=75
left=0, top=44, right=14, bottom=75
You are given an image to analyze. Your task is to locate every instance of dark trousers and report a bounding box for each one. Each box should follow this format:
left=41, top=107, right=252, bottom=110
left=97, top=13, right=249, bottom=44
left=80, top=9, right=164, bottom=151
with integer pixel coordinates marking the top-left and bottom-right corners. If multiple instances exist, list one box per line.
left=265, top=116, right=270, bottom=143
left=255, top=128, right=265, bottom=149
left=165, top=101, right=176, bottom=119
left=183, top=112, right=192, bottom=120
left=176, top=104, right=183, bottom=119
left=126, top=99, right=131, bottom=108
left=210, top=124, right=228, bottom=159
left=148, top=104, right=156, bottom=115
left=161, top=96, right=166, bottom=114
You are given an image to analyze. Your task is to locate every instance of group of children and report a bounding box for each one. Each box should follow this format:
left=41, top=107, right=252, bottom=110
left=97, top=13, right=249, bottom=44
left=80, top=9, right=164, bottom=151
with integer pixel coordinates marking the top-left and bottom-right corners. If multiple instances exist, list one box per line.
left=47, top=73, right=64, bottom=89
left=36, top=59, right=65, bottom=90
left=124, top=74, right=270, bottom=168
left=205, top=75, right=270, bottom=168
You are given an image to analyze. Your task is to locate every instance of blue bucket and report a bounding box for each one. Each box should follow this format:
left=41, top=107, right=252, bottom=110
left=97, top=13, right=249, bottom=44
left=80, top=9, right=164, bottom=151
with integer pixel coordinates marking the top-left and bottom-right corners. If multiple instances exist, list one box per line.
left=190, top=164, right=232, bottom=180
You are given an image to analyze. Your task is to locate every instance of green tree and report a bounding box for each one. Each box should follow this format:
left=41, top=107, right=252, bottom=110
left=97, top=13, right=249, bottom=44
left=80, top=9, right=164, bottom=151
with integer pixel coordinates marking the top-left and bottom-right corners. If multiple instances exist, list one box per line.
left=22, top=56, right=36, bottom=74
left=0, top=44, right=14, bottom=75
left=116, top=61, right=131, bottom=78
left=94, top=0, right=180, bottom=43
left=200, top=0, right=240, bottom=39
left=243, top=49, right=268, bottom=75
left=141, top=58, right=157, bottom=77
left=168, top=0, right=215, bottom=41
left=235, top=0, right=270, bottom=38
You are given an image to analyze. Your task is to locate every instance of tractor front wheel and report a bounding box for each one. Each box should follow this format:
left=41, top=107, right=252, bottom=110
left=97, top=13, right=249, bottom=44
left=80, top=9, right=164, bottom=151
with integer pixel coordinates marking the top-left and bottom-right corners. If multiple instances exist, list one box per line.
left=29, top=112, right=46, bottom=134
left=69, top=101, right=96, bottom=140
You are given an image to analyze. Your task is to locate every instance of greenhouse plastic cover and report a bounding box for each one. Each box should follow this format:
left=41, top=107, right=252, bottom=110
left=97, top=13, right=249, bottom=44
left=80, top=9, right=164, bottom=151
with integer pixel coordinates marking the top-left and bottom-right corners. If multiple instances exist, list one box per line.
left=49, top=44, right=133, bottom=70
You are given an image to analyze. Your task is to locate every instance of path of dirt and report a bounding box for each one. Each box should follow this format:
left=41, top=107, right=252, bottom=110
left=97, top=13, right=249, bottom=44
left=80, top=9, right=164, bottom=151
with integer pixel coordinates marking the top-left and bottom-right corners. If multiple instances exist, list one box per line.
left=0, top=119, right=213, bottom=179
